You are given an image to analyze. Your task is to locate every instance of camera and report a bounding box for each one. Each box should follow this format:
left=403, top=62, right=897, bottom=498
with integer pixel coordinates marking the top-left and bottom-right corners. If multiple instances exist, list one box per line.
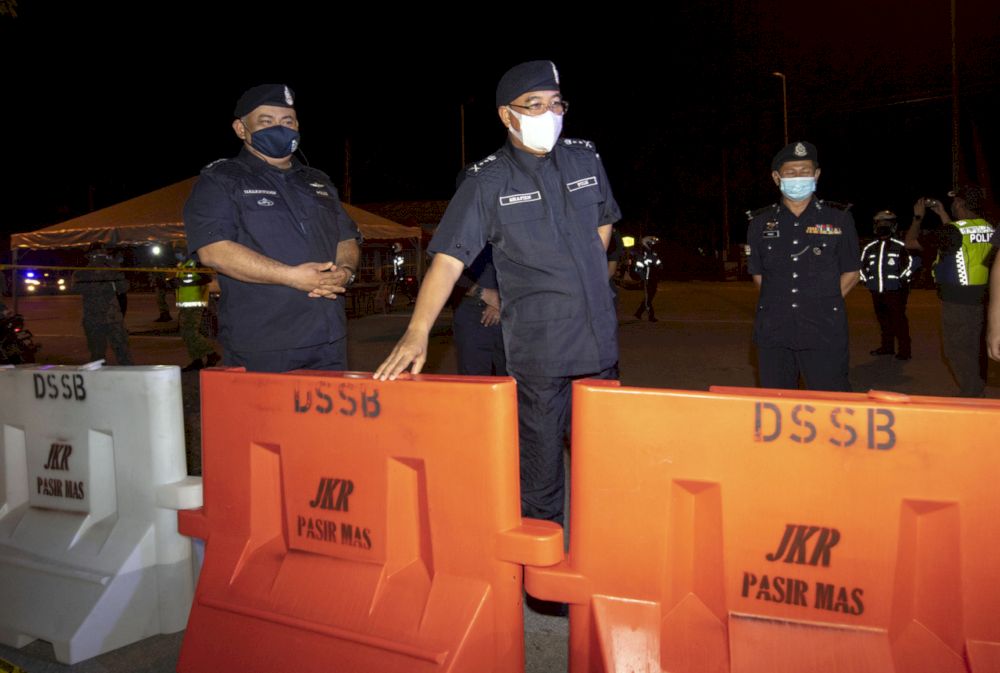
left=925, top=198, right=938, bottom=208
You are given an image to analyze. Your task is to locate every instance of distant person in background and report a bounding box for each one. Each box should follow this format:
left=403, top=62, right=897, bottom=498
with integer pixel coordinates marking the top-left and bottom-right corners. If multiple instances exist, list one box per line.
left=907, top=186, right=995, bottom=396
left=153, top=271, right=173, bottom=322
left=72, top=244, right=133, bottom=365
left=171, top=253, right=220, bottom=372
left=632, top=235, right=662, bottom=322
left=860, top=210, right=915, bottom=360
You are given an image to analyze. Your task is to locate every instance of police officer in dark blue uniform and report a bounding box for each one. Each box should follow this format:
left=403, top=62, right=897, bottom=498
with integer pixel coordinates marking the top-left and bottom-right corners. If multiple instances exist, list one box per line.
left=184, top=84, right=362, bottom=372
left=747, top=141, right=861, bottom=391
left=377, top=60, right=622, bottom=525
left=860, top=210, right=915, bottom=360
left=450, top=246, right=507, bottom=375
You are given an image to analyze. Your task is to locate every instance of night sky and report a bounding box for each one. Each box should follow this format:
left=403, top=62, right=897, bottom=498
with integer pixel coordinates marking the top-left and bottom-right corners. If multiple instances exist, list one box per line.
left=3, top=2, right=999, bottom=260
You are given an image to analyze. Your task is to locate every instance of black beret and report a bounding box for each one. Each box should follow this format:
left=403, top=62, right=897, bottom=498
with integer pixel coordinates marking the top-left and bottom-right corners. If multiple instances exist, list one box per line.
left=234, top=83, right=296, bottom=118
left=771, top=141, right=818, bottom=171
left=496, top=60, right=561, bottom=108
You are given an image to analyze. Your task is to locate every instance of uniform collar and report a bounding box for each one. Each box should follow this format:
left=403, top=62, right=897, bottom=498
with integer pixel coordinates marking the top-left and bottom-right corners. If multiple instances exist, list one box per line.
left=236, top=146, right=303, bottom=174
left=776, top=195, right=821, bottom=217
left=505, top=138, right=556, bottom=173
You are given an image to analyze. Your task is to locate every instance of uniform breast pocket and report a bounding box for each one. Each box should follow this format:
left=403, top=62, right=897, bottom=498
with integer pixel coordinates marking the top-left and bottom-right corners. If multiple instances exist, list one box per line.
left=567, top=181, right=601, bottom=221
left=240, top=193, right=289, bottom=232
left=497, top=199, right=553, bottom=257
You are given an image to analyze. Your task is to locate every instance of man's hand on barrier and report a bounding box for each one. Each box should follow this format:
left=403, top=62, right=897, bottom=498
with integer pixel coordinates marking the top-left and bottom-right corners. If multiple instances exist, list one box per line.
left=375, top=328, right=429, bottom=380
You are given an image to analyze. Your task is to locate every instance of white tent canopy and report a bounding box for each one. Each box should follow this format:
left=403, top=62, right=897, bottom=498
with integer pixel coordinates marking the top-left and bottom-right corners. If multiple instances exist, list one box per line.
left=11, top=177, right=421, bottom=250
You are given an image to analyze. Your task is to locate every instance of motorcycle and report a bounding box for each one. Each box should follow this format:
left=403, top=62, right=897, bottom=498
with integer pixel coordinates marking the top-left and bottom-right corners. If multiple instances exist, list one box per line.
left=0, top=311, right=40, bottom=364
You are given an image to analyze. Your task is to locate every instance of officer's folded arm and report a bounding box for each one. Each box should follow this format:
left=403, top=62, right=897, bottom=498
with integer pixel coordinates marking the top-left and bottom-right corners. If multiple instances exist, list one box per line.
left=374, top=253, right=465, bottom=381
left=195, top=240, right=344, bottom=298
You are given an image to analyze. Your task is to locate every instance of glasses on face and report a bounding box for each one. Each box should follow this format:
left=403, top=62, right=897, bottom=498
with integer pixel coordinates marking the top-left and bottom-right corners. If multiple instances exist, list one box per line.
left=508, top=100, right=569, bottom=116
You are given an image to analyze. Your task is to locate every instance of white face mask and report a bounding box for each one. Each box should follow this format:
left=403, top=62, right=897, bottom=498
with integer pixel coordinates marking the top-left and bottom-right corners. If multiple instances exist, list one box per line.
left=507, top=107, right=563, bottom=153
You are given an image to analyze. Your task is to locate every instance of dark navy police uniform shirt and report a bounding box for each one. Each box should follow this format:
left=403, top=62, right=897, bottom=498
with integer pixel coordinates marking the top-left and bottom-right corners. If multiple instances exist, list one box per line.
left=184, top=148, right=361, bottom=353
left=430, top=138, right=622, bottom=377
left=747, top=198, right=860, bottom=350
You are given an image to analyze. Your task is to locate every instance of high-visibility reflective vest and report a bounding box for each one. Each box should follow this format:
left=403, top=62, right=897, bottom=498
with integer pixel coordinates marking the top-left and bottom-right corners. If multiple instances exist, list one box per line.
left=860, top=238, right=913, bottom=292
left=175, top=260, right=209, bottom=308
left=933, top=219, right=995, bottom=287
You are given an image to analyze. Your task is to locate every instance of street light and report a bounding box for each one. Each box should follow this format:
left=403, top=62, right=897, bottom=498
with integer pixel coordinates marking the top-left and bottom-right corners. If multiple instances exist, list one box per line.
left=771, top=71, right=788, bottom=146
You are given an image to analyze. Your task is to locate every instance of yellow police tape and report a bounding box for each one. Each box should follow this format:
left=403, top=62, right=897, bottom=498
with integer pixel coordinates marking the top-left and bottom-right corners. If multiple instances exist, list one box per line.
left=0, top=264, right=214, bottom=274
left=0, top=657, right=26, bottom=673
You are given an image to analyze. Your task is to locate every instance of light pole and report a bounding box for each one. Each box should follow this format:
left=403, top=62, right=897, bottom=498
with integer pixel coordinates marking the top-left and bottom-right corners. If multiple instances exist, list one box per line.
left=771, top=71, right=788, bottom=146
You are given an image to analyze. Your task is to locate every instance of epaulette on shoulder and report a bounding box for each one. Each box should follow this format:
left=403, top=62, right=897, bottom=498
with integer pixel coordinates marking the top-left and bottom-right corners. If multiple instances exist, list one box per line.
left=465, top=153, right=501, bottom=178
left=820, top=199, right=853, bottom=211
left=747, top=204, right=778, bottom=220
left=560, top=137, right=598, bottom=153
left=201, top=158, right=248, bottom=178
left=201, top=158, right=230, bottom=172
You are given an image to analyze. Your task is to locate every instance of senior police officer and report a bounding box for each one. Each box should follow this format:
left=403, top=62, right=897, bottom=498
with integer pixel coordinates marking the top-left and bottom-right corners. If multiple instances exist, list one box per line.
left=376, top=60, right=621, bottom=525
left=747, top=141, right=860, bottom=391
left=184, top=84, right=361, bottom=372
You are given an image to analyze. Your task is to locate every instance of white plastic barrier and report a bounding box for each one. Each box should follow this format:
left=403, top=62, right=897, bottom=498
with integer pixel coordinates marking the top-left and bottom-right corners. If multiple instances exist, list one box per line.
left=0, top=364, right=202, bottom=664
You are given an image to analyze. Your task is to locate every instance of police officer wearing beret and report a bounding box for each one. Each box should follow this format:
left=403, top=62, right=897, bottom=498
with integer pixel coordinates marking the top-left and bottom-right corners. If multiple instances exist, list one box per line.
left=747, top=141, right=860, bottom=391
left=376, top=60, right=622, bottom=525
left=184, top=84, right=362, bottom=372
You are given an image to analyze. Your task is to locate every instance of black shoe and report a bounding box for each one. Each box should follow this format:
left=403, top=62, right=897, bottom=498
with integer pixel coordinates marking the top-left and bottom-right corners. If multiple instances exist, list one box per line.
left=870, top=347, right=894, bottom=356
left=648, top=316, right=658, bottom=323
left=634, top=310, right=644, bottom=320
left=895, top=353, right=911, bottom=361
left=181, top=359, right=204, bottom=372
left=205, top=352, right=221, bottom=367
left=153, top=312, right=173, bottom=323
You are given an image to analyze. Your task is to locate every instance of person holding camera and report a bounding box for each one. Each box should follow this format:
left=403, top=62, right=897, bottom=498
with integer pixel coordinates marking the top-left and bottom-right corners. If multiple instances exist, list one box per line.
left=905, top=186, right=995, bottom=396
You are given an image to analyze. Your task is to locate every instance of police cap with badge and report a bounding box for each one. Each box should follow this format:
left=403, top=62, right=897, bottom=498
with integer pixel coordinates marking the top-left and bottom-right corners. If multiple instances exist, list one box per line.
left=496, top=60, right=561, bottom=107
left=234, top=83, right=296, bottom=118
left=771, top=141, right=818, bottom=172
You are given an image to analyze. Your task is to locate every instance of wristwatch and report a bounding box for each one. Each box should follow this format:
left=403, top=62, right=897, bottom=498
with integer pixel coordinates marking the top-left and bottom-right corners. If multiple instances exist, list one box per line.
left=472, top=285, right=484, bottom=300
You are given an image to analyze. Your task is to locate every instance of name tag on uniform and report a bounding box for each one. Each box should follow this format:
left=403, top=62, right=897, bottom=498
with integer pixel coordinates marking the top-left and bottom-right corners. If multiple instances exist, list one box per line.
left=499, top=191, right=542, bottom=206
left=566, top=176, right=598, bottom=192
left=762, top=230, right=780, bottom=238
left=806, top=224, right=842, bottom=234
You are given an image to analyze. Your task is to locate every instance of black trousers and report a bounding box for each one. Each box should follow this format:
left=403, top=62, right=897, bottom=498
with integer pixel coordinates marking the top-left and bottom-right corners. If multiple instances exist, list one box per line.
left=871, top=289, right=910, bottom=355
left=757, top=346, right=851, bottom=392
left=511, top=364, right=618, bottom=526
left=453, top=298, right=506, bottom=376
left=940, top=301, right=987, bottom=397
left=634, top=277, right=658, bottom=318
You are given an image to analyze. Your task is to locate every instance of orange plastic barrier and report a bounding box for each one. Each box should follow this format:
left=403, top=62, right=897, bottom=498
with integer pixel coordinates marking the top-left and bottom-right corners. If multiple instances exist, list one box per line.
left=527, top=382, right=1000, bottom=673
left=178, top=370, right=562, bottom=673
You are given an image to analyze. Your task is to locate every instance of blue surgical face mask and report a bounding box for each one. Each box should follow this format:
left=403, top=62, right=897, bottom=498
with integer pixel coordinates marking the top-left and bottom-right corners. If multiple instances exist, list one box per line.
left=243, top=122, right=300, bottom=158
left=779, top=176, right=816, bottom=201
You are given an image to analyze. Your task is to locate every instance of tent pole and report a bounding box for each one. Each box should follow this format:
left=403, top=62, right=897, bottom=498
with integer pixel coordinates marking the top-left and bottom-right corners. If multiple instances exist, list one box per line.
left=11, top=248, right=18, bottom=315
